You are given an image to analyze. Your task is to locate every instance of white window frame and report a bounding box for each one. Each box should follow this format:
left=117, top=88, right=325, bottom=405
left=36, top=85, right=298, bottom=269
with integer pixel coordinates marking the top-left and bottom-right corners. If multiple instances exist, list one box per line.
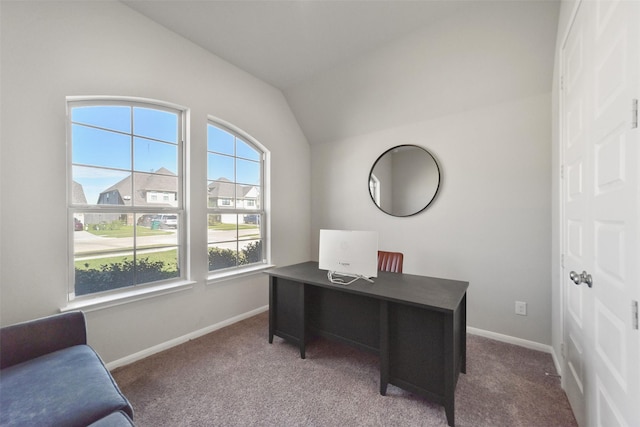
left=66, top=96, right=190, bottom=305
left=207, top=116, right=270, bottom=280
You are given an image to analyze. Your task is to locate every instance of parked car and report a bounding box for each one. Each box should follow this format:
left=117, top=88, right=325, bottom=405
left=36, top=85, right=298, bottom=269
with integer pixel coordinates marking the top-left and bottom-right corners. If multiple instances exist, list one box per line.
left=243, top=214, right=259, bottom=224
left=74, top=218, right=84, bottom=231
left=156, top=214, right=178, bottom=229
left=137, top=214, right=155, bottom=227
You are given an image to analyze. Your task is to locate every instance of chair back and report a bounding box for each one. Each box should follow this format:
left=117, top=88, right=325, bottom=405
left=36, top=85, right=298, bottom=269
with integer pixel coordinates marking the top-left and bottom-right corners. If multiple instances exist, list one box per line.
left=378, top=250, right=404, bottom=273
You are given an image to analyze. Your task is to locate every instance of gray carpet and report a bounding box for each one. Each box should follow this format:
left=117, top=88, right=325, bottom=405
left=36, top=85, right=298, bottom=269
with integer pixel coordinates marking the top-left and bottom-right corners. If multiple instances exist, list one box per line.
left=112, top=312, right=577, bottom=426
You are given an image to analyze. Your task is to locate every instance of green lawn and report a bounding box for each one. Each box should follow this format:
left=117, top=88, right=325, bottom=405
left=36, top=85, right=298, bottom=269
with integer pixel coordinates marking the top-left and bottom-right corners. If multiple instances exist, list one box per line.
left=75, top=249, right=178, bottom=271
left=77, top=222, right=258, bottom=271
left=86, top=225, right=173, bottom=238
left=209, top=223, right=258, bottom=231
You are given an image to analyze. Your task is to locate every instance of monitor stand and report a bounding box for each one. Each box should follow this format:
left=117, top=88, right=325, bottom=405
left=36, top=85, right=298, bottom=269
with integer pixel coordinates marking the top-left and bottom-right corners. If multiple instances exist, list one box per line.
left=326, top=271, right=375, bottom=285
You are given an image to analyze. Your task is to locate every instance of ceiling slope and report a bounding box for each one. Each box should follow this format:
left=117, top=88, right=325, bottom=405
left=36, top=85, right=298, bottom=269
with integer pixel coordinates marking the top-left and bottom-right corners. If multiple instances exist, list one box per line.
left=121, top=0, right=560, bottom=144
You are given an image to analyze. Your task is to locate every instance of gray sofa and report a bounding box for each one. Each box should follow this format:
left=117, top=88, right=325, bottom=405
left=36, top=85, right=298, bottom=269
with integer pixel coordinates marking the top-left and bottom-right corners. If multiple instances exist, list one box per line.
left=0, top=311, right=134, bottom=426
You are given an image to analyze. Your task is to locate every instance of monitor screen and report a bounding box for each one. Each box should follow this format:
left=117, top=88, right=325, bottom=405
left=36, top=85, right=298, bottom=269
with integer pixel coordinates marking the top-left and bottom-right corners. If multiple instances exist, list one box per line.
left=319, top=229, right=378, bottom=278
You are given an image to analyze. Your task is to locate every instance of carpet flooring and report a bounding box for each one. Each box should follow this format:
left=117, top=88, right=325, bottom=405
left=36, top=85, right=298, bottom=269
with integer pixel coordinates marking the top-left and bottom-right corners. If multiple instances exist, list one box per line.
left=112, top=312, right=577, bottom=426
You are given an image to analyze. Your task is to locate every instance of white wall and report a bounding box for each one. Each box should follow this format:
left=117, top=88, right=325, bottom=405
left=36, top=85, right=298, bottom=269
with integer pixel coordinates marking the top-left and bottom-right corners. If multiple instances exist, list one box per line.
left=311, top=93, right=552, bottom=344
left=286, top=0, right=560, bottom=145
left=299, top=1, right=558, bottom=346
left=0, top=1, right=311, bottom=363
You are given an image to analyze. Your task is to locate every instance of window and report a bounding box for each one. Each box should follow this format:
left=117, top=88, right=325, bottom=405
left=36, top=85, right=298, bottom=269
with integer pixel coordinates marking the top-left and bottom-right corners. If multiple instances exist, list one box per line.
left=207, top=120, right=265, bottom=272
left=68, top=98, right=185, bottom=298
left=369, top=174, right=380, bottom=206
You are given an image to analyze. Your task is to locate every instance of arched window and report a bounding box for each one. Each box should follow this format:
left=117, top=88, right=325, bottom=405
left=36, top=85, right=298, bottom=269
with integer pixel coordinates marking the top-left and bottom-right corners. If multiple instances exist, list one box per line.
left=207, top=119, right=267, bottom=273
left=68, top=97, right=185, bottom=298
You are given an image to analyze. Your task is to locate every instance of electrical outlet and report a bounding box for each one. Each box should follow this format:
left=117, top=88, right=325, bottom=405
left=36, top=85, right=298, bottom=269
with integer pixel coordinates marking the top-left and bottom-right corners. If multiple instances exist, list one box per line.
left=515, top=301, right=527, bottom=316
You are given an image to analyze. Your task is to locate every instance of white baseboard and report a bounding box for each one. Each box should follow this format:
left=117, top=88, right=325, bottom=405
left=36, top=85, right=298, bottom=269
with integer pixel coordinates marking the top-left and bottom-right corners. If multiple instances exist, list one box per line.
left=467, top=326, right=553, bottom=353
left=107, top=309, right=565, bottom=378
left=467, top=326, right=563, bottom=376
left=106, top=305, right=269, bottom=371
left=550, top=348, right=563, bottom=377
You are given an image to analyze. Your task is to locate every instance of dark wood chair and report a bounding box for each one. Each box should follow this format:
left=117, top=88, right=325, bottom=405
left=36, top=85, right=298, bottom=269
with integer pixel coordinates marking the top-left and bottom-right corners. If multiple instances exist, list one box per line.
left=378, top=250, right=403, bottom=273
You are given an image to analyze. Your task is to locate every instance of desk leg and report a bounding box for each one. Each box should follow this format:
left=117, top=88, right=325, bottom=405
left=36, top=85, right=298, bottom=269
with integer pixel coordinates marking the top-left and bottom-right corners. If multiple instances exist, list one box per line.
left=268, top=276, right=275, bottom=344
left=299, top=283, right=306, bottom=359
left=461, top=294, right=467, bottom=374
left=444, top=314, right=455, bottom=427
left=379, top=300, right=389, bottom=395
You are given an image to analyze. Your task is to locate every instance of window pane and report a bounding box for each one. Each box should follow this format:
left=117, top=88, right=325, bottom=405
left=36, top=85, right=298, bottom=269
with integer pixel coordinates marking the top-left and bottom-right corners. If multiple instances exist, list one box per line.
left=133, top=107, right=178, bottom=143
left=134, top=213, right=180, bottom=273
left=74, top=213, right=134, bottom=295
left=134, top=137, right=178, bottom=174
left=239, top=214, right=261, bottom=242
left=207, top=180, right=236, bottom=208
left=73, top=212, right=180, bottom=296
left=207, top=124, right=234, bottom=155
left=136, top=249, right=180, bottom=284
left=133, top=213, right=179, bottom=244
left=241, top=239, right=263, bottom=264
left=239, top=214, right=262, bottom=264
left=236, top=158, right=260, bottom=186
left=208, top=213, right=237, bottom=244
left=237, top=184, right=260, bottom=209
left=208, top=214, right=239, bottom=270
left=207, top=214, right=262, bottom=271
left=208, top=242, right=239, bottom=270
left=208, top=153, right=234, bottom=181
left=71, top=105, right=131, bottom=133
left=72, top=124, right=131, bottom=169
left=72, top=166, right=130, bottom=206
left=237, top=139, right=260, bottom=161
left=133, top=172, right=179, bottom=207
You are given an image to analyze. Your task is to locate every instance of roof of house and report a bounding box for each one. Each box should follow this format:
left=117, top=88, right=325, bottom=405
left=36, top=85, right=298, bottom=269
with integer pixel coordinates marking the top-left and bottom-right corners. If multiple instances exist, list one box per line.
left=72, top=180, right=88, bottom=204
left=207, top=178, right=256, bottom=199
left=99, top=167, right=178, bottom=207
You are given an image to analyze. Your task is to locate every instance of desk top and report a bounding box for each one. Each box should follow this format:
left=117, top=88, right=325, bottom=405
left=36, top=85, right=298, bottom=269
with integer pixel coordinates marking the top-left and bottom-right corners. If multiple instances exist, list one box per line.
left=266, top=261, right=468, bottom=313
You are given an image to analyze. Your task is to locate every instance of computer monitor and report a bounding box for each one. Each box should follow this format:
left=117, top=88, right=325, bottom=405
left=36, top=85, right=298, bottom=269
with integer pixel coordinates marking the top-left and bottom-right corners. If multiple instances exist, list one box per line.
left=319, top=229, right=378, bottom=284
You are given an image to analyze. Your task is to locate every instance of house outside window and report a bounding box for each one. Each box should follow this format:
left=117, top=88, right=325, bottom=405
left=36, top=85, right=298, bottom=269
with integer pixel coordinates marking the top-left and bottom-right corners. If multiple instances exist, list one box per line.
left=207, top=120, right=266, bottom=272
left=68, top=97, right=185, bottom=298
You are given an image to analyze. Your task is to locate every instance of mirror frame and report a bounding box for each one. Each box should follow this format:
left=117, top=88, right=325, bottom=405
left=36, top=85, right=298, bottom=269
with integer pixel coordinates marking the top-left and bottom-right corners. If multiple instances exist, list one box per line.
left=368, top=144, right=441, bottom=217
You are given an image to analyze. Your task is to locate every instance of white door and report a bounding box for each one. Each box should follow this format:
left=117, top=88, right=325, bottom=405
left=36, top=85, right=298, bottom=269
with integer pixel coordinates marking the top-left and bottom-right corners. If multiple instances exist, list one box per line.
left=561, top=1, right=639, bottom=426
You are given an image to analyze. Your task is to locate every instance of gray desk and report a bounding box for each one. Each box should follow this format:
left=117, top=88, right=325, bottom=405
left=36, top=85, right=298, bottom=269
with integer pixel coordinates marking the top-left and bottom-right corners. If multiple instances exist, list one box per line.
left=266, top=261, right=468, bottom=426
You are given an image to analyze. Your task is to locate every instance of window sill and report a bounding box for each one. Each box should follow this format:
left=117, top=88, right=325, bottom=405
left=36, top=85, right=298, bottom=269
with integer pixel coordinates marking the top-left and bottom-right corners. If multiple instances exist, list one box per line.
left=207, top=264, right=275, bottom=285
left=61, top=280, right=196, bottom=313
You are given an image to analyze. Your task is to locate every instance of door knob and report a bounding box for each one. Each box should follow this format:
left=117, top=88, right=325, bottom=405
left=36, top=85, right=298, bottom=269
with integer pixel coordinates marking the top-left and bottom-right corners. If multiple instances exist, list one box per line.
left=569, top=270, right=593, bottom=288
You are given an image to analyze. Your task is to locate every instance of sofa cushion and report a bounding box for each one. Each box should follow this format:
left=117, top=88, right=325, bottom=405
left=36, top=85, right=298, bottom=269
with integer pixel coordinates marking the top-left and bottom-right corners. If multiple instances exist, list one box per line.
left=88, top=410, right=135, bottom=427
left=0, top=345, right=133, bottom=427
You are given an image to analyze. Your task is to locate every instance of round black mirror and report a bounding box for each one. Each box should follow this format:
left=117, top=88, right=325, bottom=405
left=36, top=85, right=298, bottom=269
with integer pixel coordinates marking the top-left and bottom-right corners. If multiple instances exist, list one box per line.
left=368, top=145, right=441, bottom=217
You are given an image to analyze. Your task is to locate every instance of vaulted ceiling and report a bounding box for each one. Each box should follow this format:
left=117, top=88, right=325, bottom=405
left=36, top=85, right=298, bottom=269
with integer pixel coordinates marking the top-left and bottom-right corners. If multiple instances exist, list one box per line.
left=121, top=0, right=470, bottom=90
left=121, top=1, right=560, bottom=144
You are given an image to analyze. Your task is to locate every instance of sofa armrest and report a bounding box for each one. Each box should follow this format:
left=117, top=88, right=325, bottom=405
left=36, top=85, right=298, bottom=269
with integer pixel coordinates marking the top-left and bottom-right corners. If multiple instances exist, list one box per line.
left=0, top=311, right=87, bottom=369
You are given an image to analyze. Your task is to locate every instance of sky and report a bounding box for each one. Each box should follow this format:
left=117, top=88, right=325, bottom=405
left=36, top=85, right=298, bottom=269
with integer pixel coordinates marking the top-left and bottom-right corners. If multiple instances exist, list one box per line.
left=71, top=105, right=260, bottom=204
